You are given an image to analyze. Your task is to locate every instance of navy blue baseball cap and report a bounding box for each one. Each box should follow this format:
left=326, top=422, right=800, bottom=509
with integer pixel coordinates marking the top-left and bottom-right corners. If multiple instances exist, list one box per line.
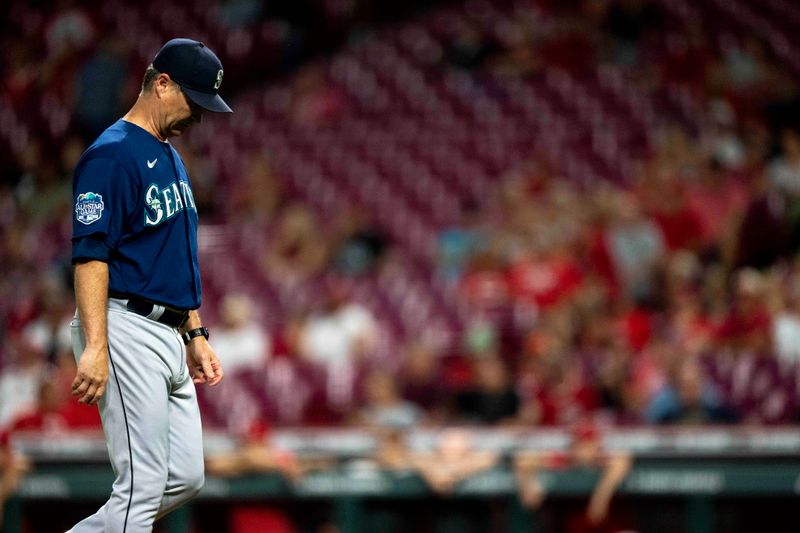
left=153, top=38, right=232, bottom=113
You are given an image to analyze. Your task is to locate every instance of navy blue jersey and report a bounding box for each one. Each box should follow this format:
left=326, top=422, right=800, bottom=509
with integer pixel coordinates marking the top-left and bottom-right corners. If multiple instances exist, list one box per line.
left=72, top=119, right=202, bottom=310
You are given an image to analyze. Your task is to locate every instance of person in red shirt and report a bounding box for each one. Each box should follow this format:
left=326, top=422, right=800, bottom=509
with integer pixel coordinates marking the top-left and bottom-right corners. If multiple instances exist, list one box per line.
left=685, top=160, right=749, bottom=250
left=715, top=268, right=772, bottom=351
left=205, top=420, right=301, bottom=533
left=1, top=366, right=102, bottom=439
left=639, top=165, right=704, bottom=252
left=0, top=368, right=98, bottom=531
left=517, top=339, right=600, bottom=427
left=515, top=423, right=634, bottom=533
left=506, top=247, right=584, bottom=311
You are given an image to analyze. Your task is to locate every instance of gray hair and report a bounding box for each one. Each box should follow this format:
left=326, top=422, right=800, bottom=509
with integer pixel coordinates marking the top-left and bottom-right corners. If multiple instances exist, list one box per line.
left=141, top=65, right=161, bottom=92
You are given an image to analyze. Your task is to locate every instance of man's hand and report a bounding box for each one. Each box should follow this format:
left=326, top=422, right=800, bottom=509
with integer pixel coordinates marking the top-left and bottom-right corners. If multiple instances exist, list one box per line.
left=73, top=260, right=110, bottom=405
left=186, top=337, right=223, bottom=386
left=72, top=344, right=109, bottom=405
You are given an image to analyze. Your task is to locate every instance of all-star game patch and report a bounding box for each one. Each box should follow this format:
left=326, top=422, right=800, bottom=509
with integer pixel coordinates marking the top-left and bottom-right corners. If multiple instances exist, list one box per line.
left=75, top=192, right=105, bottom=225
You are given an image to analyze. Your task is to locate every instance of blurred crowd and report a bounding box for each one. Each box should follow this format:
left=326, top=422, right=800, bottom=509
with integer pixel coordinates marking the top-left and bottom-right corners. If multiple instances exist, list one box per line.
left=190, top=0, right=800, bottom=433
left=5, top=0, right=800, bottom=531
left=2, top=0, right=800, bottom=477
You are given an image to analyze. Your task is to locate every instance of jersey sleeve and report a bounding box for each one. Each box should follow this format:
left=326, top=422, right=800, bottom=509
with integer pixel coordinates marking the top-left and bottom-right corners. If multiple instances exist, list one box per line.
left=72, top=157, right=134, bottom=263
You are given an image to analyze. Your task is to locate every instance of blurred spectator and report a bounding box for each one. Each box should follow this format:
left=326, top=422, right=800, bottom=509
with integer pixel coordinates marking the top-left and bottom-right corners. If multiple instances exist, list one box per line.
left=603, top=0, right=663, bottom=66
left=646, top=357, right=737, bottom=424
left=772, top=266, right=800, bottom=363
left=373, top=427, right=415, bottom=471
left=716, top=268, right=772, bottom=351
left=223, top=503, right=297, bottom=533
left=261, top=203, right=330, bottom=285
left=206, top=420, right=300, bottom=533
left=660, top=22, right=713, bottom=93
left=593, top=191, right=666, bottom=302
left=447, top=19, right=497, bottom=69
left=399, top=341, right=446, bottom=414
left=330, top=208, right=388, bottom=276
left=44, top=0, right=94, bottom=57
left=515, top=423, right=634, bottom=533
left=459, top=251, right=510, bottom=311
left=1, top=367, right=101, bottom=436
left=716, top=36, right=779, bottom=97
left=20, top=281, right=73, bottom=364
left=205, top=420, right=300, bottom=481
left=664, top=258, right=713, bottom=355
left=72, top=38, right=128, bottom=142
left=289, top=64, right=347, bottom=127
left=60, top=134, right=86, bottom=178
left=769, top=127, right=800, bottom=197
left=685, top=158, right=749, bottom=251
left=365, top=428, right=421, bottom=533
left=489, top=19, right=542, bottom=79
left=732, top=175, right=789, bottom=269
left=299, top=279, right=378, bottom=415
left=453, top=355, right=519, bottom=424
left=230, top=152, right=285, bottom=224
left=518, top=345, right=600, bottom=426
left=179, top=146, right=221, bottom=219
left=640, top=164, right=703, bottom=252
left=412, top=429, right=498, bottom=495
left=354, top=370, right=423, bottom=428
left=592, top=337, right=650, bottom=424
left=299, top=279, right=378, bottom=369
left=768, top=126, right=800, bottom=251
left=3, top=42, right=37, bottom=108
left=506, top=245, right=584, bottom=311
left=212, top=293, right=271, bottom=374
left=437, top=199, right=486, bottom=283
left=13, top=140, right=48, bottom=208
left=705, top=99, right=747, bottom=171
left=411, top=429, right=499, bottom=532
left=0, top=446, right=30, bottom=530
left=271, top=311, right=307, bottom=359
left=13, top=142, right=73, bottom=226
left=0, top=332, right=47, bottom=430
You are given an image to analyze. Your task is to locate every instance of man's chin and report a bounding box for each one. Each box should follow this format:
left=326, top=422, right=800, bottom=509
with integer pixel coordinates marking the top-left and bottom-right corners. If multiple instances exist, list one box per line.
left=170, top=122, right=194, bottom=137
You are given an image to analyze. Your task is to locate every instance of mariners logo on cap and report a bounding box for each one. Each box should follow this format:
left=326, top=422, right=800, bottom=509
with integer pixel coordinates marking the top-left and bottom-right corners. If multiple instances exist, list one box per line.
left=214, top=69, right=223, bottom=90
left=75, top=192, right=104, bottom=225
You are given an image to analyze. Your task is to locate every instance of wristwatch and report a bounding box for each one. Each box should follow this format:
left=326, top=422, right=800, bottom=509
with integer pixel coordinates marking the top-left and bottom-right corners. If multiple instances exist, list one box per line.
left=182, top=327, right=210, bottom=345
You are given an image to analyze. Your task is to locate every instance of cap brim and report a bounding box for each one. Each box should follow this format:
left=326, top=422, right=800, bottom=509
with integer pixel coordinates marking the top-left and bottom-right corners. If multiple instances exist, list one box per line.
left=182, top=87, right=233, bottom=113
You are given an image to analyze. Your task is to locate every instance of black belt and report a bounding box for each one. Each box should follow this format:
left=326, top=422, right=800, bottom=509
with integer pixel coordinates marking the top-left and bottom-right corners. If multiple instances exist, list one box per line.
left=110, top=292, right=189, bottom=328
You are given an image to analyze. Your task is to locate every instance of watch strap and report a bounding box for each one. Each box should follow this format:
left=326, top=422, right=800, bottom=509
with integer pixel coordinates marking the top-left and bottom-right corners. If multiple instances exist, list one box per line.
left=182, top=327, right=209, bottom=345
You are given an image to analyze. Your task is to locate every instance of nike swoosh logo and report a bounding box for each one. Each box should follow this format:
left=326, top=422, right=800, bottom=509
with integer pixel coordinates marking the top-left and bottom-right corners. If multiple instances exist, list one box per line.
left=147, top=159, right=157, bottom=168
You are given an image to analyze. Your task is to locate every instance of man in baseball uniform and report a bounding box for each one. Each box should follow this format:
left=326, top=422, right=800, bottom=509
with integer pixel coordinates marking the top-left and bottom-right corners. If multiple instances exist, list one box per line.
left=68, top=38, right=230, bottom=532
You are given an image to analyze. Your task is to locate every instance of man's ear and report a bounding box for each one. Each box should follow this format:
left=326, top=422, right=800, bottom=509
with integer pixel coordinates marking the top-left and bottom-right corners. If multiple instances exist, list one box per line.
left=154, top=73, right=172, bottom=99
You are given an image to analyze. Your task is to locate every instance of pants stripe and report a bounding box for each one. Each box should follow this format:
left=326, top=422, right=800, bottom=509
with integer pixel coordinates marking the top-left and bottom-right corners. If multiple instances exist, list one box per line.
left=108, top=345, right=133, bottom=533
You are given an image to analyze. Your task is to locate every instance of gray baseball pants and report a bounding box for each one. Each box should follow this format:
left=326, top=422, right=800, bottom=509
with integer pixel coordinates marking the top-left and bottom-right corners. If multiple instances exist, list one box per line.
left=68, top=298, right=204, bottom=532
